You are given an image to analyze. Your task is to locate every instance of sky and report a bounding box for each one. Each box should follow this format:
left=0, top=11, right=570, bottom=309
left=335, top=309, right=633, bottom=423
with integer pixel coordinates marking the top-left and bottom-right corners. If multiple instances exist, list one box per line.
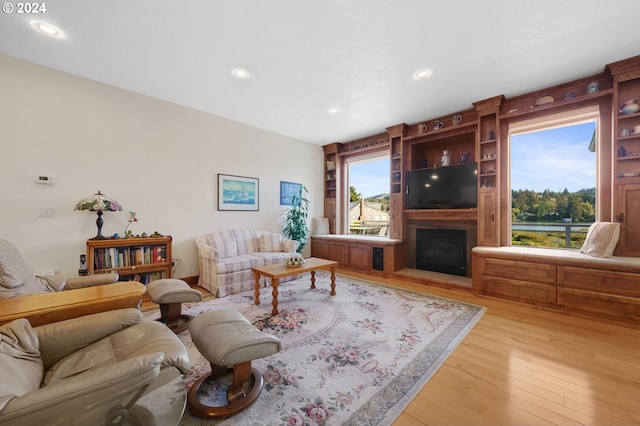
left=511, top=122, right=596, bottom=192
left=349, top=121, right=596, bottom=197
left=349, top=157, right=390, bottom=198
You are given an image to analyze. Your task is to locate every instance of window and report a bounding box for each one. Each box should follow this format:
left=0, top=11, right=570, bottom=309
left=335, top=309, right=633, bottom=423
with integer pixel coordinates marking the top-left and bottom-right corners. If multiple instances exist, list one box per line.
left=346, top=156, right=390, bottom=236
left=509, top=108, right=598, bottom=249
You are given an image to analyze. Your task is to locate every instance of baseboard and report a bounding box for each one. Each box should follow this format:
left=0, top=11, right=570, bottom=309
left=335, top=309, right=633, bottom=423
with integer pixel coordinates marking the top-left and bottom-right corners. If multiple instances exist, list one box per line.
left=178, top=275, right=199, bottom=286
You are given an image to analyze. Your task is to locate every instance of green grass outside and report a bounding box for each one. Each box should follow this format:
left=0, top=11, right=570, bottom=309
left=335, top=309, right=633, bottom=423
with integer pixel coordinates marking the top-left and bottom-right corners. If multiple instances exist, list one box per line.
left=512, top=231, right=587, bottom=249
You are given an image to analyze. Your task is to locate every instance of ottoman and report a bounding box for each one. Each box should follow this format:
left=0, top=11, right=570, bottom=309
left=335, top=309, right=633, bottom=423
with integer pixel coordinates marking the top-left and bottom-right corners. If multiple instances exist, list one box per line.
left=187, top=311, right=282, bottom=419
left=148, top=278, right=202, bottom=333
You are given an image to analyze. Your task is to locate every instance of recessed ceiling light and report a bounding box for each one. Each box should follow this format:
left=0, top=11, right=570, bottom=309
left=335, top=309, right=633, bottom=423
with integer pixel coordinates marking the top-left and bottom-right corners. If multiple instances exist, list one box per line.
left=412, top=69, right=432, bottom=80
left=30, top=20, right=64, bottom=39
left=231, top=68, right=251, bottom=79
left=328, top=107, right=342, bottom=115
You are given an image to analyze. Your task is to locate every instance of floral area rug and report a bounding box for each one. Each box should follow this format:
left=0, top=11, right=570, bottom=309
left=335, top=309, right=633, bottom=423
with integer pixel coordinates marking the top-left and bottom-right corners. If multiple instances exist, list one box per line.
left=144, top=272, right=485, bottom=425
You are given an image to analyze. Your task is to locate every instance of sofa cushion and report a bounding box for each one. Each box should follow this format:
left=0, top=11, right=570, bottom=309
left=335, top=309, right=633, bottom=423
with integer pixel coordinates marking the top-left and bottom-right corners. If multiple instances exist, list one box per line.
left=580, top=222, right=620, bottom=258
left=215, top=254, right=265, bottom=274
left=253, top=252, right=294, bottom=265
left=0, top=240, right=34, bottom=289
left=206, top=234, right=237, bottom=259
left=259, top=233, right=283, bottom=252
left=0, top=319, right=43, bottom=411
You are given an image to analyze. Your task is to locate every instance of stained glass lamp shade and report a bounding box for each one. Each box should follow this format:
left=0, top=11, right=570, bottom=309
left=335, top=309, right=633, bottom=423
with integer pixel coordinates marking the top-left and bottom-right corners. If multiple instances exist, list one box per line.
left=74, top=191, right=122, bottom=240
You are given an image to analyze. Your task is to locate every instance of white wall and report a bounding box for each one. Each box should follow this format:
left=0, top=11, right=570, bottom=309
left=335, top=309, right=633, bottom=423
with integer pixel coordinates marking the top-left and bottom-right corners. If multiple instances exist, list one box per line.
left=0, top=55, right=323, bottom=278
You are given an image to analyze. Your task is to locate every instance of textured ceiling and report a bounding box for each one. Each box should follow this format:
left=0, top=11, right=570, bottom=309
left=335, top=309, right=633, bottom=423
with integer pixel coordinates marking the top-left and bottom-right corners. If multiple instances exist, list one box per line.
left=1, top=0, right=639, bottom=145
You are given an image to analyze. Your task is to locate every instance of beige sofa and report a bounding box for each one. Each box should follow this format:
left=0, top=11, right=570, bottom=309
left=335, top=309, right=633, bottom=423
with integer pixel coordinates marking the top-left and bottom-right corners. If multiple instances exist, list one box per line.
left=0, top=239, right=118, bottom=301
left=0, top=308, right=191, bottom=425
left=195, top=229, right=300, bottom=297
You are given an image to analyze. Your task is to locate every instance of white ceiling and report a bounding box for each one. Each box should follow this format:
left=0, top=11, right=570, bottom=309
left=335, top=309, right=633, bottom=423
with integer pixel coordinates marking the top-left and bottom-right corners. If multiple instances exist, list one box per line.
left=1, top=1, right=639, bottom=145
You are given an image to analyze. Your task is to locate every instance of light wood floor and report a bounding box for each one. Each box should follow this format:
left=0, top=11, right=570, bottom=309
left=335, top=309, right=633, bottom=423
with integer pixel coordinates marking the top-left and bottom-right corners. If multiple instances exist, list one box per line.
left=337, top=270, right=640, bottom=426
left=166, top=270, right=639, bottom=425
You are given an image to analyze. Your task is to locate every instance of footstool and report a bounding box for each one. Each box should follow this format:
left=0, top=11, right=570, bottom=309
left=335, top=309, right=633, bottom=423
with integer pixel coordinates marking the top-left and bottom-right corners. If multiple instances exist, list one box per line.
left=148, top=278, right=202, bottom=334
left=187, top=311, right=282, bottom=419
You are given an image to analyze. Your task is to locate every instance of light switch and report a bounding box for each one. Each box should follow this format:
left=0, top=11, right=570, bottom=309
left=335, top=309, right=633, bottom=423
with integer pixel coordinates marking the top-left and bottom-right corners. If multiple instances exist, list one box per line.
left=39, top=206, right=54, bottom=217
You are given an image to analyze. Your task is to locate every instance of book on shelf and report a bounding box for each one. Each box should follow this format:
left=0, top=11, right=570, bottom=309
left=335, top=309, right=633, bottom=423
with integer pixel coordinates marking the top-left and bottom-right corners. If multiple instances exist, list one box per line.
left=93, top=244, right=168, bottom=270
left=119, top=271, right=167, bottom=285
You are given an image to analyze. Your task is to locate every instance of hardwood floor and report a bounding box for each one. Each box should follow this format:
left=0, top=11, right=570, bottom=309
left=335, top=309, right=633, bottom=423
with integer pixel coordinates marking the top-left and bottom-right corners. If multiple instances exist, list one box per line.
left=157, top=271, right=639, bottom=425
left=340, top=270, right=640, bottom=426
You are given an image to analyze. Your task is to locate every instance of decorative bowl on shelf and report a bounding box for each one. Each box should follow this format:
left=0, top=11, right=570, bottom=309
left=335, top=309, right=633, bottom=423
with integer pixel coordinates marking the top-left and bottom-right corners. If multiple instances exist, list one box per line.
left=285, top=257, right=305, bottom=267
left=619, top=98, right=640, bottom=115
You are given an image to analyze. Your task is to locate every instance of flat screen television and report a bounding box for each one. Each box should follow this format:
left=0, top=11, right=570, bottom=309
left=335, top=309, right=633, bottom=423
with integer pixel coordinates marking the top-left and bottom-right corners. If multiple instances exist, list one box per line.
left=406, top=162, right=478, bottom=209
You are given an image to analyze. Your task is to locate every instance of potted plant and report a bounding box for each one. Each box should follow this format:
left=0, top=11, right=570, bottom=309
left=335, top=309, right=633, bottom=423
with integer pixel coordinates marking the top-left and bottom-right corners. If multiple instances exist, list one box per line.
left=282, top=185, right=309, bottom=254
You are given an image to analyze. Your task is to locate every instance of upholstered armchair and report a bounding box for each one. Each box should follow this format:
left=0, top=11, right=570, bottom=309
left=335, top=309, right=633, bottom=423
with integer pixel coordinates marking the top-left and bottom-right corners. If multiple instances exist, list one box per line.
left=0, top=239, right=118, bottom=301
left=0, top=308, right=191, bottom=426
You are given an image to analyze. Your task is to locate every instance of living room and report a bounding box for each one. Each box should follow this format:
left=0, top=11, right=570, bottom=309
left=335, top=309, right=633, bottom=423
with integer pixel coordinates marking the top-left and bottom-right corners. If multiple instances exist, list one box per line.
left=2, top=2, right=640, bottom=425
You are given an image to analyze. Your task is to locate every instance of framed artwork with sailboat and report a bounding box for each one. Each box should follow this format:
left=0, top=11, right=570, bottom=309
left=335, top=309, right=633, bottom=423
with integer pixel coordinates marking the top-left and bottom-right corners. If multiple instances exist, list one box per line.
left=218, top=174, right=259, bottom=211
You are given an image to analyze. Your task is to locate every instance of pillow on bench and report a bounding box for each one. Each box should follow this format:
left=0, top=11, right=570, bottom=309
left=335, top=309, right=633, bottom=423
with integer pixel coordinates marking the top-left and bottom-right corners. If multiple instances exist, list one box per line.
left=579, top=222, right=620, bottom=258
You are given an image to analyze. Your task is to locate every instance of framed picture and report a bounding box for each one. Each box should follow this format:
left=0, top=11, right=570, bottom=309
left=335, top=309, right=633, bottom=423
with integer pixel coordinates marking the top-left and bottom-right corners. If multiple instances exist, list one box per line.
left=459, top=152, right=471, bottom=163
left=280, top=181, right=302, bottom=205
left=217, top=174, right=259, bottom=211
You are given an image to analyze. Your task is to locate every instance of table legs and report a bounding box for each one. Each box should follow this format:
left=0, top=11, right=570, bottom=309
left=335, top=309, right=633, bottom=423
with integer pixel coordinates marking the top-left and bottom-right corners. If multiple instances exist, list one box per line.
left=271, top=278, right=280, bottom=316
left=330, top=266, right=336, bottom=296
left=310, top=270, right=316, bottom=289
left=253, top=271, right=261, bottom=305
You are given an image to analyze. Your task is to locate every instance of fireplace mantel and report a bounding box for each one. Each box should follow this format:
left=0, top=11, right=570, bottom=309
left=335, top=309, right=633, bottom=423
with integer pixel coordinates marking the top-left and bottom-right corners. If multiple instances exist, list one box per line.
left=405, top=209, right=477, bottom=222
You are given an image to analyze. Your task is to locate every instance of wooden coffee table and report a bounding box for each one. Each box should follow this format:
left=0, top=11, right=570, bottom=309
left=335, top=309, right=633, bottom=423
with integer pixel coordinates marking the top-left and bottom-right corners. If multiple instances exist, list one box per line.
left=252, top=257, right=338, bottom=315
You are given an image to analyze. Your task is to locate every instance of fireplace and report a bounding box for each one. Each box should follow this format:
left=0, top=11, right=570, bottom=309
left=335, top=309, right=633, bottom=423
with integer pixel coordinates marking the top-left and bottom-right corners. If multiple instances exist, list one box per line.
left=416, top=229, right=467, bottom=276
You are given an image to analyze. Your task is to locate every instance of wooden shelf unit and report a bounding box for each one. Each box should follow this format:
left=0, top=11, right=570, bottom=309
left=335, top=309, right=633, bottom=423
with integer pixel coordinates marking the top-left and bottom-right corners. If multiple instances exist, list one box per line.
left=474, top=95, right=504, bottom=247
left=323, top=143, right=341, bottom=234
left=387, top=124, right=407, bottom=240
left=608, top=55, right=640, bottom=256
left=86, top=236, right=172, bottom=284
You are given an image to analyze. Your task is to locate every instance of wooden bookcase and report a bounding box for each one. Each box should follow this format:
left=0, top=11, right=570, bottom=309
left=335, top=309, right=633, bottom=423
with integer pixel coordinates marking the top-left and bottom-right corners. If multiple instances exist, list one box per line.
left=86, top=236, right=172, bottom=284
left=386, top=124, right=407, bottom=240
left=608, top=55, right=640, bottom=256
left=323, top=143, right=341, bottom=234
left=474, top=95, right=504, bottom=247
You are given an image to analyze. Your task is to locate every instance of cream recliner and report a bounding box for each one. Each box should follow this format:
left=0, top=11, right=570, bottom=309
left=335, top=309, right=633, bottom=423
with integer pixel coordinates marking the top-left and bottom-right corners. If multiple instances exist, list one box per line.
left=0, top=308, right=191, bottom=426
left=0, top=239, right=119, bottom=301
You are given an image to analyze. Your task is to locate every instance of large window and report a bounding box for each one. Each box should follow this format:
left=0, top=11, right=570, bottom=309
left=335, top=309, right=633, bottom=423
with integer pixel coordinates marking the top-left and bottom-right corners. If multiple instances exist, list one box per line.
left=347, top=156, right=390, bottom=236
left=509, top=111, right=598, bottom=248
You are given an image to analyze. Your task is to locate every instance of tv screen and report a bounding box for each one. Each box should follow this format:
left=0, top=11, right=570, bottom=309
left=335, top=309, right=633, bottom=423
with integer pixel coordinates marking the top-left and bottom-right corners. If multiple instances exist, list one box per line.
left=407, top=162, right=478, bottom=209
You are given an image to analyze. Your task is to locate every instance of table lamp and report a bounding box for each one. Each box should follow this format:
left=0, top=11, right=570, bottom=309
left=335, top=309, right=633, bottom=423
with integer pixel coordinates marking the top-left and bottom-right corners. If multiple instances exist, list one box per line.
left=74, top=190, right=122, bottom=239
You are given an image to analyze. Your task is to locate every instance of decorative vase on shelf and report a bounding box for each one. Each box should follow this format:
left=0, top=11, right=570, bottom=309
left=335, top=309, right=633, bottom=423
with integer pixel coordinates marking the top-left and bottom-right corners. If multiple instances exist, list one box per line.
left=441, top=150, right=450, bottom=166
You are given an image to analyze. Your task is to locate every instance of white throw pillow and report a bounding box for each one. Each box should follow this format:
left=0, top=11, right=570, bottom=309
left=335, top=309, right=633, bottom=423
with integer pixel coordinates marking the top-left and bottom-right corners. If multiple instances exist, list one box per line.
left=579, top=222, right=620, bottom=258
left=311, top=218, right=330, bottom=235
left=260, top=233, right=284, bottom=252
left=213, top=237, right=237, bottom=259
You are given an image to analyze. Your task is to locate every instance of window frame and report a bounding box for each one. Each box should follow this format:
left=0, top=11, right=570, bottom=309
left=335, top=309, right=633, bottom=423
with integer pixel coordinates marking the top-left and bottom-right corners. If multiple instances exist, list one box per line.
left=338, top=148, right=390, bottom=236
left=502, top=104, right=611, bottom=246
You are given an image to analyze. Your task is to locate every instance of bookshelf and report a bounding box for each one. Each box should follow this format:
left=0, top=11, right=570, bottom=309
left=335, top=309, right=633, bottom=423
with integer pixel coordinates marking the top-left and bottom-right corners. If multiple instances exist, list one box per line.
left=86, top=236, right=172, bottom=284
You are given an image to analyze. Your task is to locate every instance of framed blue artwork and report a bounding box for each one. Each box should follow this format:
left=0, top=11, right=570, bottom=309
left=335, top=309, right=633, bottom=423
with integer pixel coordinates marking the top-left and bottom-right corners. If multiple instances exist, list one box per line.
left=280, top=181, right=302, bottom=205
left=218, top=174, right=259, bottom=211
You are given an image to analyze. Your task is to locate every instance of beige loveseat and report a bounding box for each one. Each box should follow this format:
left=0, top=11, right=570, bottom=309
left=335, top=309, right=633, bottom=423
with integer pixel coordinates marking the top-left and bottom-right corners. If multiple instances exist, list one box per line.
left=195, top=229, right=300, bottom=297
left=0, top=239, right=118, bottom=301
left=0, top=308, right=191, bottom=425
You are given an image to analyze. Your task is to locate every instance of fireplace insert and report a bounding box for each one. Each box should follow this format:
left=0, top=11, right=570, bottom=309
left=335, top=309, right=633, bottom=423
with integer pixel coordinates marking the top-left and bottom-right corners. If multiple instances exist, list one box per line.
left=416, top=229, right=467, bottom=276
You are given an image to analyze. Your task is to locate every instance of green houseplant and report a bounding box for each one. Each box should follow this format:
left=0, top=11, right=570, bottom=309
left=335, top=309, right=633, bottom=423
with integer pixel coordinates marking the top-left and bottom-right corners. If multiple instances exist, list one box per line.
left=282, top=185, right=309, bottom=254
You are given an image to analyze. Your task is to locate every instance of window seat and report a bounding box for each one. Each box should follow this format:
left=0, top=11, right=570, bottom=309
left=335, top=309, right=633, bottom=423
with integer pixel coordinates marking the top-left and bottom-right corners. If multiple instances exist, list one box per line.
left=472, top=246, right=640, bottom=323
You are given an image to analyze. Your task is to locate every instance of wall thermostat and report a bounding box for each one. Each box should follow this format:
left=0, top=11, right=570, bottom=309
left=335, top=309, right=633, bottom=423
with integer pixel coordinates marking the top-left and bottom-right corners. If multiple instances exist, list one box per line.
left=35, top=175, right=55, bottom=184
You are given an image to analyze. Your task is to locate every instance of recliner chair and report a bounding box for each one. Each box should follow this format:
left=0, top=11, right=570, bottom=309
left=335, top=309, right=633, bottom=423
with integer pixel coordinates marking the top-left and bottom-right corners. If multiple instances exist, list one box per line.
left=0, top=308, right=191, bottom=425
left=0, top=239, right=119, bottom=301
